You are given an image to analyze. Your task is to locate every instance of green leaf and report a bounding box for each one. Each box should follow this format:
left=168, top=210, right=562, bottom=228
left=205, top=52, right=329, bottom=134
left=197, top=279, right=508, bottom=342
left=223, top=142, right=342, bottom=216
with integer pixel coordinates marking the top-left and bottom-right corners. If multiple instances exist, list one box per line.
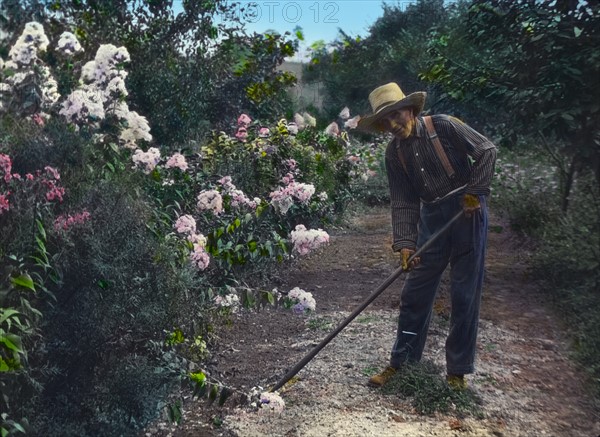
left=218, top=387, right=232, bottom=406
left=574, top=26, right=582, bottom=37
left=36, top=220, right=46, bottom=240
left=10, top=274, right=35, bottom=291
left=0, top=309, right=20, bottom=327
left=207, top=383, right=219, bottom=405
left=0, top=333, right=23, bottom=353
left=190, top=371, right=206, bottom=384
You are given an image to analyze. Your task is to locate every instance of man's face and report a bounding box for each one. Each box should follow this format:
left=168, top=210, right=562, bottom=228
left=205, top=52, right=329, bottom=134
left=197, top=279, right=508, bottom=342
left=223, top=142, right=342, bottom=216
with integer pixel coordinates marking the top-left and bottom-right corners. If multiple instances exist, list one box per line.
left=381, top=109, right=415, bottom=140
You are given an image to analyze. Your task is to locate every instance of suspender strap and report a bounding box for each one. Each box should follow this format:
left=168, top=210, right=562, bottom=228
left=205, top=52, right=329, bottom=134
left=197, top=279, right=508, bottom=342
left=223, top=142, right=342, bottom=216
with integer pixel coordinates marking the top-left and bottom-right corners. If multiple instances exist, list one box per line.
left=423, top=116, right=455, bottom=178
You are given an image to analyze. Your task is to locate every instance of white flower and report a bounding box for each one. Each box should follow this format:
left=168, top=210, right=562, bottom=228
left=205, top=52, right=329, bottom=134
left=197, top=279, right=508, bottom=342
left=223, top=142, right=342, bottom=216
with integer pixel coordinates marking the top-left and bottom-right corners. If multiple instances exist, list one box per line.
left=344, top=115, right=360, bottom=129
left=197, top=189, right=223, bottom=215
left=8, top=22, right=49, bottom=66
left=287, top=286, right=316, bottom=313
left=59, top=88, right=105, bottom=123
left=339, top=106, right=350, bottom=120
left=302, top=112, right=317, bottom=127
left=118, top=110, right=152, bottom=148
left=287, top=122, right=299, bottom=135
left=57, top=32, right=83, bottom=55
left=132, top=147, right=161, bottom=174
left=290, top=224, right=329, bottom=256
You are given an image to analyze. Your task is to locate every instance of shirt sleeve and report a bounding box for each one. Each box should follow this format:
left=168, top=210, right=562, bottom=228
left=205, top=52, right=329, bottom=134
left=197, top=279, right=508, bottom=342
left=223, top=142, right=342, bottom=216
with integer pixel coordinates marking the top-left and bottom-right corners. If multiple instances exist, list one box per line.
left=385, top=140, right=421, bottom=251
left=446, top=117, right=497, bottom=196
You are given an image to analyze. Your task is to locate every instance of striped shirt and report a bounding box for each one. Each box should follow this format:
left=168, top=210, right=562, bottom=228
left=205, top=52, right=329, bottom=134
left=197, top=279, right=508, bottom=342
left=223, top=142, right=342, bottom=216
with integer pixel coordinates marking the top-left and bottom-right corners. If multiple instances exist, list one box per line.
left=384, top=114, right=497, bottom=251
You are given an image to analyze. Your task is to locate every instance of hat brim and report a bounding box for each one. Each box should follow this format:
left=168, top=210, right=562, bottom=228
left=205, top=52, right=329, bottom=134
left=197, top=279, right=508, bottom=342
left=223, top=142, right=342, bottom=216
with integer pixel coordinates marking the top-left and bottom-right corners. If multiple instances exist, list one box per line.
left=356, top=92, right=426, bottom=133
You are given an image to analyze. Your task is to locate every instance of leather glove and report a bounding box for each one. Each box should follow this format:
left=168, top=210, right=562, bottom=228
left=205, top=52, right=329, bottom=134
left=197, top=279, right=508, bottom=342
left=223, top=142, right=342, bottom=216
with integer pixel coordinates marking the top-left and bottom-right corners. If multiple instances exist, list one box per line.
left=400, top=248, right=420, bottom=271
left=462, top=193, right=481, bottom=218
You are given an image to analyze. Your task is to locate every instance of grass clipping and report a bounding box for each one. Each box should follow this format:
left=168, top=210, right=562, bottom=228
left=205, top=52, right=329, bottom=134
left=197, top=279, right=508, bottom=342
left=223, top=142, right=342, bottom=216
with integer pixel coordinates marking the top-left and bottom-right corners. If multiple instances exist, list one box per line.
left=381, top=361, right=482, bottom=417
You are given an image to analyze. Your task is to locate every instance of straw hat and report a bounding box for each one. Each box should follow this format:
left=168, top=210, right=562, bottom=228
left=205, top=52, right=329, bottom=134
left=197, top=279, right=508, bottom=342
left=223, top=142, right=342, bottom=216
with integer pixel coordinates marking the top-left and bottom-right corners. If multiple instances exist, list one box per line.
left=357, top=83, right=426, bottom=132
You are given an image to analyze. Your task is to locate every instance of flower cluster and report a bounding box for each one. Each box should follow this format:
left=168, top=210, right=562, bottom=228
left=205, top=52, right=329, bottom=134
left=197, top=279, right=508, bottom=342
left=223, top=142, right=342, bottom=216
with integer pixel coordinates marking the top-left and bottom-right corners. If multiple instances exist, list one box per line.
left=173, top=215, right=211, bottom=271
left=0, top=153, right=12, bottom=183
left=197, top=189, right=223, bottom=215
left=235, top=113, right=252, bottom=142
left=214, top=292, right=240, bottom=311
left=290, top=224, right=330, bottom=256
left=189, top=242, right=210, bottom=270
left=269, top=182, right=316, bottom=214
left=54, top=210, right=91, bottom=231
left=174, top=214, right=197, bottom=235
left=59, top=89, right=105, bottom=123
left=217, top=176, right=260, bottom=210
left=287, top=287, right=316, bottom=313
left=113, top=104, right=153, bottom=148
left=59, top=41, right=152, bottom=149
left=165, top=153, right=188, bottom=171
left=293, top=112, right=317, bottom=130
left=57, top=32, right=84, bottom=56
left=8, top=22, right=49, bottom=67
left=0, top=155, right=66, bottom=215
left=1, top=22, right=59, bottom=112
left=132, top=147, right=161, bottom=174
left=269, top=160, right=316, bottom=214
left=41, top=166, right=65, bottom=202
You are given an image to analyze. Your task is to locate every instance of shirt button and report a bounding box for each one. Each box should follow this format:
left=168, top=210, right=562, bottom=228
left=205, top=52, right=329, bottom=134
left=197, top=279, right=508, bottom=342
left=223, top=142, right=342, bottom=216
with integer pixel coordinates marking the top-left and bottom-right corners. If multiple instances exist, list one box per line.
left=421, top=168, right=425, bottom=172
left=415, top=153, right=419, bottom=156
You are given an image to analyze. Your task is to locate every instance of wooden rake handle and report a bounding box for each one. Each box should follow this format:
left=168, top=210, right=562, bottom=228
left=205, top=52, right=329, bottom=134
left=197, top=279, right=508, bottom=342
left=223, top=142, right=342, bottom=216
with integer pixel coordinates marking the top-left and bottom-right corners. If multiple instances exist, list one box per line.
left=269, top=210, right=464, bottom=392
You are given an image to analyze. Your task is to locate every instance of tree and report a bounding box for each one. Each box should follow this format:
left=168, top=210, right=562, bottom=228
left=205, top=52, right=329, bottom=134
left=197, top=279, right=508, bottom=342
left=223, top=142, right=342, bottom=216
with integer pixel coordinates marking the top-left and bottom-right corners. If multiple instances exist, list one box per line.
left=421, top=0, right=600, bottom=210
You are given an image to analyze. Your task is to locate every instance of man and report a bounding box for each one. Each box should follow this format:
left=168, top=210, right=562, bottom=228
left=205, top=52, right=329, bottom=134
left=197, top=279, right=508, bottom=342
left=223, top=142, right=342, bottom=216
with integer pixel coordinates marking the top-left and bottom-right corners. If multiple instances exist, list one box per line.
left=357, top=82, right=496, bottom=390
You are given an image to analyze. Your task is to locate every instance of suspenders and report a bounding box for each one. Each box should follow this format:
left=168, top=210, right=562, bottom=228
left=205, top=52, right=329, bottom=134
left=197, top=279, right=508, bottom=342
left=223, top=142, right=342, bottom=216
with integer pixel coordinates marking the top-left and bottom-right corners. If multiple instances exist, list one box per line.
left=396, top=116, right=456, bottom=178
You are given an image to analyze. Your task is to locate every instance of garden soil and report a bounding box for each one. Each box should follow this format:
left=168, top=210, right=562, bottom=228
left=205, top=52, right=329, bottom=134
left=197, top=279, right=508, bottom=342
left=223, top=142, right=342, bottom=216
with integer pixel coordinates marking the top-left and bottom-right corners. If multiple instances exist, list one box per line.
left=144, top=206, right=600, bottom=437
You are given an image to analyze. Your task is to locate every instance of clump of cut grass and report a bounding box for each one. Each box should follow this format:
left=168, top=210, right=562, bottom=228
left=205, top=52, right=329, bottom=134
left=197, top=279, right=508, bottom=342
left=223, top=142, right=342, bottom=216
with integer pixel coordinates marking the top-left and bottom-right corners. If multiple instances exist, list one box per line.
left=381, top=361, right=482, bottom=417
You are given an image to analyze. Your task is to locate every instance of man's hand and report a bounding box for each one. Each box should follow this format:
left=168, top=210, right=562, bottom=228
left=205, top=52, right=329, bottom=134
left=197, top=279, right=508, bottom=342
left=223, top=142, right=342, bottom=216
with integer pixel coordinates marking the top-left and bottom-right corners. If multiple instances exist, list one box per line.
left=400, top=248, right=420, bottom=271
left=462, top=193, right=481, bottom=218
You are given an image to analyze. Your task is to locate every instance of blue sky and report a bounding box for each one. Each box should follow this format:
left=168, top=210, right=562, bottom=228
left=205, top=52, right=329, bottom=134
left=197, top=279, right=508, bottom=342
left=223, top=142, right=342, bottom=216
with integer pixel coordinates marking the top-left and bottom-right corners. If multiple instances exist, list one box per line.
left=173, top=1, right=418, bottom=60
left=222, top=1, right=417, bottom=59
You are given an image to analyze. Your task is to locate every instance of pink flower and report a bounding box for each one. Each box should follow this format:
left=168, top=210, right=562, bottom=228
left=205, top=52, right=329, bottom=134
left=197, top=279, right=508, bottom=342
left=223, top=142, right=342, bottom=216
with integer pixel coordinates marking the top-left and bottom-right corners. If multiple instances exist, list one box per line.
left=0, top=154, right=12, bottom=183
left=54, top=210, right=91, bottom=231
left=235, top=127, right=248, bottom=142
left=174, top=214, right=196, bottom=236
left=45, top=183, right=65, bottom=202
left=344, top=115, right=360, bottom=129
left=237, top=113, right=252, bottom=127
left=339, top=107, right=350, bottom=120
left=25, top=173, right=34, bottom=180
left=0, top=192, right=10, bottom=214
left=197, top=190, right=223, bottom=215
left=31, top=113, right=46, bottom=126
left=44, top=166, right=61, bottom=180
left=190, top=245, right=210, bottom=270
left=324, top=122, right=340, bottom=137
left=258, top=127, right=270, bottom=137
left=165, top=153, right=188, bottom=171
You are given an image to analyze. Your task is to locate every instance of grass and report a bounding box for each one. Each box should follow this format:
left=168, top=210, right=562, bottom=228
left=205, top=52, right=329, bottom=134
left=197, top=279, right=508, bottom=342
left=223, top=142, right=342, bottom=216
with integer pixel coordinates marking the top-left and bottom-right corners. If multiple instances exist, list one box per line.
left=381, top=361, right=482, bottom=417
left=306, top=316, right=333, bottom=331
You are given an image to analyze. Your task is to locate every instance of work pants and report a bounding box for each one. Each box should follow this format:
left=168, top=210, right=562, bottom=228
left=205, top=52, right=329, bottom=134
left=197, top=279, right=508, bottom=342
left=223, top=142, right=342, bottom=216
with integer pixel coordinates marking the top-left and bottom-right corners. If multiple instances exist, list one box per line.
left=390, top=193, right=488, bottom=375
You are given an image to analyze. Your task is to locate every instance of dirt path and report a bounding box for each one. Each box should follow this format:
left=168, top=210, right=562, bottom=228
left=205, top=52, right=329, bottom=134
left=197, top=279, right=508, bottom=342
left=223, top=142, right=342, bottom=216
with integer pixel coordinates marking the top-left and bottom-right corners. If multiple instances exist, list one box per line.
left=145, top=206, right=600, bottom=437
